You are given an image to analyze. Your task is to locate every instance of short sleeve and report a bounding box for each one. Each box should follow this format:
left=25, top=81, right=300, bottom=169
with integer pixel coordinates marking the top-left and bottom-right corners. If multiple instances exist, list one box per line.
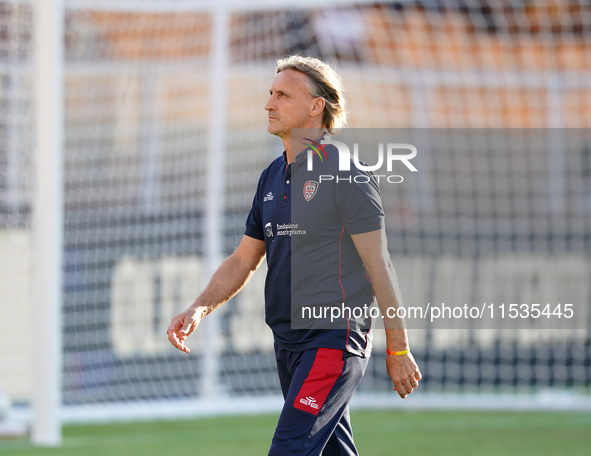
left=335, top=168, right=385, bottom=235
left=244, top=172, right=265, bottom=241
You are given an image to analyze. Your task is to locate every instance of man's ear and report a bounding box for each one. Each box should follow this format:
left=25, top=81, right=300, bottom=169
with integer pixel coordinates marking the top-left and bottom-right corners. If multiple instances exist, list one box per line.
left=310, top=97, right=325, bottom=119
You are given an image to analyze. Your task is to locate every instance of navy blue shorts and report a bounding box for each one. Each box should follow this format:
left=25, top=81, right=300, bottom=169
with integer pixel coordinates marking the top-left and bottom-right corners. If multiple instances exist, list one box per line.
left=269, top=343, right=369, bottom=456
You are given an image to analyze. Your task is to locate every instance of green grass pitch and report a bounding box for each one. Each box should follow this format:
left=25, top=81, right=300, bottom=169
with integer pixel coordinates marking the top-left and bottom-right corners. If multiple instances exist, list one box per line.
left=1, top=410, right=590, bottom=455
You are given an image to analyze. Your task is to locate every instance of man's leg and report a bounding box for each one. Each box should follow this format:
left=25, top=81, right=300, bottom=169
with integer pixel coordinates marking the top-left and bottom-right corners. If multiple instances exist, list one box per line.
left=269, top=348, right=368, bottom=456
left=274, top=342, right=294, bottom=399
left=321, top=406, right=356, bottom=456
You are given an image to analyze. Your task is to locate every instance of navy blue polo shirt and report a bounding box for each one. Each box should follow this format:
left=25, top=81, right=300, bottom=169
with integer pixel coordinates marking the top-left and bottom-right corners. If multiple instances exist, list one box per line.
left=244, top=141, right=385, bottom=357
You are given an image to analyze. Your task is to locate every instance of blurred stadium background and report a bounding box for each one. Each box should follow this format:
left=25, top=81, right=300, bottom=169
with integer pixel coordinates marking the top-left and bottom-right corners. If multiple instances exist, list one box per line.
left=0, top=0, right=590, bottom=447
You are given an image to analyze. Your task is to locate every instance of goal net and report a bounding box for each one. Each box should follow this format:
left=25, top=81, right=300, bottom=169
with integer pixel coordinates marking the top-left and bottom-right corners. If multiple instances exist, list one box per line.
left=0, top=0, right=590, bottom=427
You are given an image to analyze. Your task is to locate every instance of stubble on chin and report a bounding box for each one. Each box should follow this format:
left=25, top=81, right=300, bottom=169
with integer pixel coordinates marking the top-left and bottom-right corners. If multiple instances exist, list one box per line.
left=267, top=120, right=285, bottom=137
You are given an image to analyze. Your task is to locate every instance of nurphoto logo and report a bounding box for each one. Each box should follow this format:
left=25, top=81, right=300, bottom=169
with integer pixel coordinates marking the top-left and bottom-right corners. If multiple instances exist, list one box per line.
left=306, top=139, right=418, bottom=184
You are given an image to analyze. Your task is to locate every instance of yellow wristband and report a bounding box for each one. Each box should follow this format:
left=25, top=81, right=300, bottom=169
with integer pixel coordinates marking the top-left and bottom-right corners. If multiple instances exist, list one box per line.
left=386, top=348, right=409, bottom=356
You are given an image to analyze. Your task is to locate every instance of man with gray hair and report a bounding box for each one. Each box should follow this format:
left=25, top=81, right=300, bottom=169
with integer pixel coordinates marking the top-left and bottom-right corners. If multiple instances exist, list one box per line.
left=168, top=55, right=421, bottom=455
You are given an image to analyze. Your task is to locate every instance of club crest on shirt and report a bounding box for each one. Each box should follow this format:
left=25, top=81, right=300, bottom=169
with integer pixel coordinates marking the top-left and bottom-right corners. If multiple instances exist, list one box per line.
left=303, top=180, right=319, bottom=202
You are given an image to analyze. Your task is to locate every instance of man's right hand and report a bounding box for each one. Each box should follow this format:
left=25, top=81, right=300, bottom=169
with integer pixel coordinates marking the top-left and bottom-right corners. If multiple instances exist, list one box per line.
left=165, top=236, right=265, bottom=354
left=167, top=306, right=205, bottom=354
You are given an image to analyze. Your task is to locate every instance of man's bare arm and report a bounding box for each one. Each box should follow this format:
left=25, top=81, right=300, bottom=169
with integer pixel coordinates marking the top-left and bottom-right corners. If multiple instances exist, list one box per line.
left=167, top=235, right=266, bottom=353
left=351, top=228, right=422, bottom=398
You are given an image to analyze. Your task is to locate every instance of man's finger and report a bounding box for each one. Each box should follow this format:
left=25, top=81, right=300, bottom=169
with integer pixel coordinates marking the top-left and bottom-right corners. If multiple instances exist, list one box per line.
left=394, top=385, right=407, bottom=399
left=167, top=319, right=180, bottom=333
left=393, top=380, right=409, bottom=398
left=401, top=378, right=414, bottom=395
left=173, top=338, right=190, bottom=353
left=167, top=330, right=180, bottom=347
left=167, top=332, right=178, bottom=349
left=400, top=375, right=413, bottom=394
left=166, top=327, right=177, bottom=343
left=167, top=328, right=190, bottom=353
left=179, top=320, right=193, bottom=335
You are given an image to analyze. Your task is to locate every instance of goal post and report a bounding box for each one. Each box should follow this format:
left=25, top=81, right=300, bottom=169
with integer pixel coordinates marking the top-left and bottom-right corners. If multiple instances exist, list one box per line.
left=32, top=0, right=64, bottom=446
left=201, top=3, right=229, bottom=399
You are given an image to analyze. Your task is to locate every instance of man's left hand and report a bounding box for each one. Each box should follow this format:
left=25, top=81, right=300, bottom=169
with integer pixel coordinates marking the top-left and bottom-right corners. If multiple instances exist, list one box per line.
left=385, top=351, right=422, bottom=399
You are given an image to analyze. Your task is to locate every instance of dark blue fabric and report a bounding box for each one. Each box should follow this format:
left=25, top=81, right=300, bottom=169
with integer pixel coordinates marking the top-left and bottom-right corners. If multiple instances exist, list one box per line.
left=245, top=142, right=385, bottom=356
left=270, top=343, right=368, bottom=456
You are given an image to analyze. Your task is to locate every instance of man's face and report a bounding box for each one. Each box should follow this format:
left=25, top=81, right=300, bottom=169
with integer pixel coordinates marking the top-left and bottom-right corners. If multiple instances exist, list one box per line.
left=264, top=69, right=319, bottom=138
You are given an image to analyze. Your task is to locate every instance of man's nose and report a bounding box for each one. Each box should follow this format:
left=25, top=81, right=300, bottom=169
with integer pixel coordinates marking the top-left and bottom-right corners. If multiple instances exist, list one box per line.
left=264, top=98, right=274, bottom=112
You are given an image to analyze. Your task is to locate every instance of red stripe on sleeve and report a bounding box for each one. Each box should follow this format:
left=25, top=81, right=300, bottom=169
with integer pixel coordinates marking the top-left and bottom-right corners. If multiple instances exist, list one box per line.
left=293, top=348, right=345, bottom=416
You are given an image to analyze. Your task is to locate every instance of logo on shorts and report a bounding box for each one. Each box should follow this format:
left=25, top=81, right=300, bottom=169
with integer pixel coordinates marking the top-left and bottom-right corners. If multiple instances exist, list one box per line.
left=299, top=396, right=319, bottom=409
left=265, top=222, right=273, bottom=238
left=303, top=181, right=319, bottom=202
left=263, top=192, right=274, bottom=202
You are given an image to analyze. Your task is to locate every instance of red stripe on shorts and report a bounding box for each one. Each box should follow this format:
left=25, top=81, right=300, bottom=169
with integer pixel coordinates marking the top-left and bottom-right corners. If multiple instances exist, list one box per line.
left=293, top=348, right=345, bottom=416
